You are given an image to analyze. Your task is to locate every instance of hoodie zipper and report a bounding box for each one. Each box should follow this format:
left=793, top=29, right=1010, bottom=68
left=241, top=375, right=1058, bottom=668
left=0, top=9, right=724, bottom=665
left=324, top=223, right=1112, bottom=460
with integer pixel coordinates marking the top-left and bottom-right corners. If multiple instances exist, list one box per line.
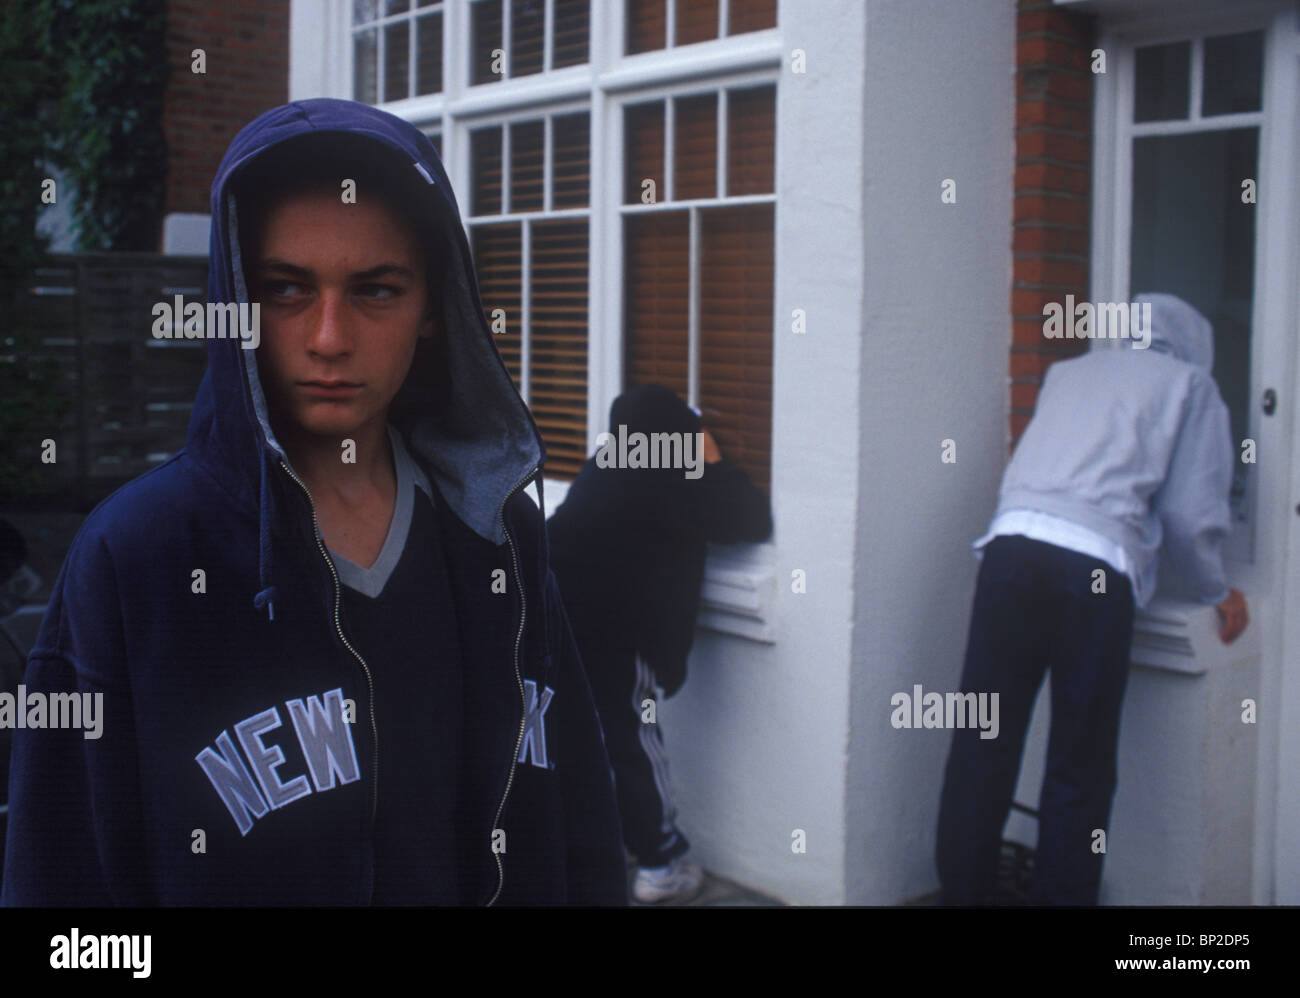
left=278, top=459, right=380, bottom=904
left=486, top=467, right=539, bottom=907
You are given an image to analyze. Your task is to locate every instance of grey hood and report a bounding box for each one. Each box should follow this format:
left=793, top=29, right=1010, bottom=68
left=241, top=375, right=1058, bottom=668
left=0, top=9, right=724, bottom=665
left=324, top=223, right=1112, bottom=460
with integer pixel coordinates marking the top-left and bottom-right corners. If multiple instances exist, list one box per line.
left=1132, top=292, right=1215, bottom=372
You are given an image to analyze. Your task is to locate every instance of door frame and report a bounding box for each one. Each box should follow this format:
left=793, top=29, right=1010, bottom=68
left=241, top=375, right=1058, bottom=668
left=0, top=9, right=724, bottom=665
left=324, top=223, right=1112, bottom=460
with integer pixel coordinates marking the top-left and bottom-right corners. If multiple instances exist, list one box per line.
left=1090, top=1, right=1300, bottom=903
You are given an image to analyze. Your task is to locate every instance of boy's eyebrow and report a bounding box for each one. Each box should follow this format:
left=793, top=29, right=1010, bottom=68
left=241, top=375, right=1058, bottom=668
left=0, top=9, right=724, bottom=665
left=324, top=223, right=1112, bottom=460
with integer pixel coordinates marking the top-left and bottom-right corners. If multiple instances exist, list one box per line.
left=256, top=258, right=417, bottom=282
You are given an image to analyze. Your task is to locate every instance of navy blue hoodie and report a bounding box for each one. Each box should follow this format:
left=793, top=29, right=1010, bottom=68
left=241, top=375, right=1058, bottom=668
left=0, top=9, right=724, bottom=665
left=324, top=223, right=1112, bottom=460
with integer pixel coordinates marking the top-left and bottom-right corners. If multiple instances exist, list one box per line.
left=1, top=99, right=626, bottom=906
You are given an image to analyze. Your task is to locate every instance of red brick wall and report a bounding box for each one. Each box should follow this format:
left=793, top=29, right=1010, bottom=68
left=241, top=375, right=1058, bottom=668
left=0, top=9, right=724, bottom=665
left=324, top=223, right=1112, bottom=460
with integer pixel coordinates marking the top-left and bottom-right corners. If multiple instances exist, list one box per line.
left=161, top=0, right=289, bottom=236
left=1011, top=0, right=1096, bottom=444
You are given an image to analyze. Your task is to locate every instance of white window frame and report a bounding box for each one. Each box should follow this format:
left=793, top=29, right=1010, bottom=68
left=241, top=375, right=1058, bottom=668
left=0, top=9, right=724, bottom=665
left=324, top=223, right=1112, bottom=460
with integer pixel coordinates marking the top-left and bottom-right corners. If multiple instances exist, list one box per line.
left=626, top=0, right=759, bottom=54
left=462, top=101, right=592, bottom=411
left=613, top=75, right=778, bottom=411
left=350, top=1, right=448, bottom=105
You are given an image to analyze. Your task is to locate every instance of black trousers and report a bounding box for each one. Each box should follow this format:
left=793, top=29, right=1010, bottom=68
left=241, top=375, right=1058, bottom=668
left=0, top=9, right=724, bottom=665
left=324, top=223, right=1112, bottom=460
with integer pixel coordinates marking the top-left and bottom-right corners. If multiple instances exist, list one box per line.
left=563, top=603, right=691, bottom=868
left=935, top=534, right=1135, bottom=905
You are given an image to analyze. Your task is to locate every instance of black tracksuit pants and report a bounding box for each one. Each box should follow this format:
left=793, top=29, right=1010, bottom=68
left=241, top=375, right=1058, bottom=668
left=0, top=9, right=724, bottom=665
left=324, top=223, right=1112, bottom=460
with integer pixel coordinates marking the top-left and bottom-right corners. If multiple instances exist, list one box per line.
left=562, top=602, right=691, bottom=869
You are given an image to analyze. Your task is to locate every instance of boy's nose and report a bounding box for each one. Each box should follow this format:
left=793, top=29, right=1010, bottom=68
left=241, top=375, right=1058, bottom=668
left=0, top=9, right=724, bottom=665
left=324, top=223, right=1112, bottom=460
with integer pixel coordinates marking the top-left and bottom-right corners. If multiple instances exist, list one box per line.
left=308, top=290, right=355, bottom=356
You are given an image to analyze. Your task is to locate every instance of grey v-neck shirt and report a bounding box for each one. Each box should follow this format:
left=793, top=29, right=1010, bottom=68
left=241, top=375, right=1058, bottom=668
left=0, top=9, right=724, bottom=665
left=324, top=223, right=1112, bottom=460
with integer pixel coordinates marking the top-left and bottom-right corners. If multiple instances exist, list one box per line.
left=328, top=424, right=434, bottom=597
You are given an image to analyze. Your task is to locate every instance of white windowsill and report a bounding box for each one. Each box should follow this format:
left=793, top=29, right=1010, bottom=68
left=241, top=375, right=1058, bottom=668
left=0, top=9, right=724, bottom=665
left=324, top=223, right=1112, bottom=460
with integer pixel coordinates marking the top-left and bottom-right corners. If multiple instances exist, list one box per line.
left=1131, top=595, right=1261, bottom=674
left=697, top=543, right=777, bottom=644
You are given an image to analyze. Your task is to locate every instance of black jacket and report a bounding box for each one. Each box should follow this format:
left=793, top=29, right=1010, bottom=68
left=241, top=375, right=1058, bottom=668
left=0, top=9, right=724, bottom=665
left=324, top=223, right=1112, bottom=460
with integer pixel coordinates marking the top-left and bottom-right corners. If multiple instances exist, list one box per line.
left=547, top=385, right=772, bottom=697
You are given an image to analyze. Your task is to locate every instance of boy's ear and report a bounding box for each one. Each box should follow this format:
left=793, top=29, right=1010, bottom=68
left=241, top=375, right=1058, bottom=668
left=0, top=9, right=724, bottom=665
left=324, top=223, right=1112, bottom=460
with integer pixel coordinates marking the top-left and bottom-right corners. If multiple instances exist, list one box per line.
left=419, top=301, right=437, bottom=340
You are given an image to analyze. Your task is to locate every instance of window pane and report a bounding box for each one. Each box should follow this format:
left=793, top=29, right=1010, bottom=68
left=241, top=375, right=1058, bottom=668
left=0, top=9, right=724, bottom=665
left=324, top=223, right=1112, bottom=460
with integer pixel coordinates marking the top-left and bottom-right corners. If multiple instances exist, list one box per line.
left=552, top=112, right=590, bottom=209
left=510, top=120, right=544, bottom=213
left=383, top=20, right=410, bottom=101
left=625, top=211, right=689, bottom=398
left=353, top=0, right=379, bottom=24
left=700, top=203, right=773, bottom=494
left=675, top=0, right=718, bottom=46
left=553, top=0, right=589, bottom=67
left=728, top=0, right=776, bottom=35
left=1134, top=40, right=1190, bottom=122
left=626, top=0, right=666, bottom=55
left=1203, top=31, right=1263, bottom=116
left=415, top=12, right=443, bottom=95
left=384, top=0, right=410, bottom=13
left=512, top=0, right=545, bottom=76
left=1130, top=127, right=1258, bottom=552
left=471, top=223, right=523, bottom=389
left=471, top=126, right=503, bottom=215
left=727, top=85, right=775, bottom=196
left=674, top=93, right=717, bottom=200
left=354, top=29, right=378, bottom=104
left=471, top=0, right=504, bottom=84
left=531, top=219, right=589, bottom=478
left=624, top=101, right=665, bottom=204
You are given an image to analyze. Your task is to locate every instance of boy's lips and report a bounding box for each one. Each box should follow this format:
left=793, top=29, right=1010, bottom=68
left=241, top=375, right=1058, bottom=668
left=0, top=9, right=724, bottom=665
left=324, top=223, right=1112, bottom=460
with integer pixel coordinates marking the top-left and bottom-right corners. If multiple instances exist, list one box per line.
left=300, top=380, right=363, bottom=398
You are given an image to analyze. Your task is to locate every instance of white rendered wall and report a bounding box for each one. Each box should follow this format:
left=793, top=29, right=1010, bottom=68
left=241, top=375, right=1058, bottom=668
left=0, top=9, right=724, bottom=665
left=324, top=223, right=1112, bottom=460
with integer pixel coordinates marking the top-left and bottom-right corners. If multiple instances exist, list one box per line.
left=845, top=0, right=1015, bottom=904
left=664, top=0, right=870, bottom=905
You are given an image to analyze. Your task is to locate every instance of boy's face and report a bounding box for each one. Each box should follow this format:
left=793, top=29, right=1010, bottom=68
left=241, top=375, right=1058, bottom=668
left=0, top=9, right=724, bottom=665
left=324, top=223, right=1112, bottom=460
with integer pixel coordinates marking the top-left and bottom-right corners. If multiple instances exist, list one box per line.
left=247, top=184, right=434, bottom=445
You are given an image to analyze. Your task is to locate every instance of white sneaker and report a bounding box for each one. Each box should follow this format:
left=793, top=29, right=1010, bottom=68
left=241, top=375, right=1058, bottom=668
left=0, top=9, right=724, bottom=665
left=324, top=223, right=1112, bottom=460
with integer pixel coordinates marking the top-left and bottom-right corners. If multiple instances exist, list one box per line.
left=633, top=855, right=705, bottom=905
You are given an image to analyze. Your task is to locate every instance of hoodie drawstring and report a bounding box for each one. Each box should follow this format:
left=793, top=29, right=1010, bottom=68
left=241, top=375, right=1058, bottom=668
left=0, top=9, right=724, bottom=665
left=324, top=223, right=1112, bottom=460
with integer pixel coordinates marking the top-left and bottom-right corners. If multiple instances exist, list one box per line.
left=252, top=454, right=279, bottom=621
left=535, top=470, right=558, bottom=685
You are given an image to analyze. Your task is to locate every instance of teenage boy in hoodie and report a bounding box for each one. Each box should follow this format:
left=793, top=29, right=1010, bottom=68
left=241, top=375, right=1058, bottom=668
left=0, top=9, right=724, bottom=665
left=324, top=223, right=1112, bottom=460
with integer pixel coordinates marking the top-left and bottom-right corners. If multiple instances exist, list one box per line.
left=1, top=99, right=625, bottom=906
left=547, top=384, right=772, bottom=903
left=935, top=293, right=1248, bottom=906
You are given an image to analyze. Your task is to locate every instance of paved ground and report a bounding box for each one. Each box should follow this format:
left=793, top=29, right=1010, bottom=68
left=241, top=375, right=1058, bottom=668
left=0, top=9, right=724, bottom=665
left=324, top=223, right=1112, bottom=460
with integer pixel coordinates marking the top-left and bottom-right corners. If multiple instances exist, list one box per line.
left=634, top=868, right=947, bottom=906
left=687, top=871, right=785, bottom=906
left=625, top=865, right=786, bottom=906
left=630, top=840, right=1034, bottom=906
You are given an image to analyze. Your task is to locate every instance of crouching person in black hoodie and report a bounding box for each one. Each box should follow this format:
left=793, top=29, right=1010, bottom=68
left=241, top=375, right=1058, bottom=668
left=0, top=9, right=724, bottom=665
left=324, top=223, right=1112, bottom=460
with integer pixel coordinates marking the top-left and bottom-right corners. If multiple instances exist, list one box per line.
left=547, top=384, right=773, bottom=903
left=1, top=100, right=625, bottom=906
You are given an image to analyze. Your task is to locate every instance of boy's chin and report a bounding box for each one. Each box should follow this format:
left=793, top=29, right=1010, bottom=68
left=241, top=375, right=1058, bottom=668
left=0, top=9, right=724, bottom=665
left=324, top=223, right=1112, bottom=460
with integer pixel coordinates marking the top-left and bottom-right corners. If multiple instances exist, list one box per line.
left=282, top=403, right=385, bottom=442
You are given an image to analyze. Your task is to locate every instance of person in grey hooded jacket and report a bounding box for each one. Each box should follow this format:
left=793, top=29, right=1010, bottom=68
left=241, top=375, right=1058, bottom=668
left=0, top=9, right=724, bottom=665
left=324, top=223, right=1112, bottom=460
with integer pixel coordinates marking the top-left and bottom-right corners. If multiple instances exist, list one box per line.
left=935, top=292, right=1248, bottom=906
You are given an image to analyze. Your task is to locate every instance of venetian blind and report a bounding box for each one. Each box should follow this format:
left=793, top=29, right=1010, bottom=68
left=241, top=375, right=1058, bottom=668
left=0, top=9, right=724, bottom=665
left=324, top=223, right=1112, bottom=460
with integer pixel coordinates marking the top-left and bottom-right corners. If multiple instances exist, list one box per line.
left=622, top=86, right=775, bottom=494
left=470, top=113, right=592, bottom=479
left=626, top=0, right=776, bottom=54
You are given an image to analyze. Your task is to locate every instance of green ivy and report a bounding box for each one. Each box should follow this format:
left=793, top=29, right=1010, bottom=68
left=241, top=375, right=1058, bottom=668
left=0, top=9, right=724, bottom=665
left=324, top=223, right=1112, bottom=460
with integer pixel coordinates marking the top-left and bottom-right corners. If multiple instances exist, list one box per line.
left=46, top=0, right=169, bottom=252
left=0, top=1, right=55, bottom=284
left=0, top=1, right=58, bottom=503
left=0, top=0, right=167, bottom=501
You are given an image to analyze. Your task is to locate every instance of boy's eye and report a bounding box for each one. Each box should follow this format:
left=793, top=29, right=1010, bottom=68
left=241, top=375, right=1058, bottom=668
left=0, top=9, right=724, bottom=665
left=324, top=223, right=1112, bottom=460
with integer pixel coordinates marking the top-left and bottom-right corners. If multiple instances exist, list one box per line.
left=358, top=284, right=401, bottom=301
left=263, top=279, right=305, bottom=299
